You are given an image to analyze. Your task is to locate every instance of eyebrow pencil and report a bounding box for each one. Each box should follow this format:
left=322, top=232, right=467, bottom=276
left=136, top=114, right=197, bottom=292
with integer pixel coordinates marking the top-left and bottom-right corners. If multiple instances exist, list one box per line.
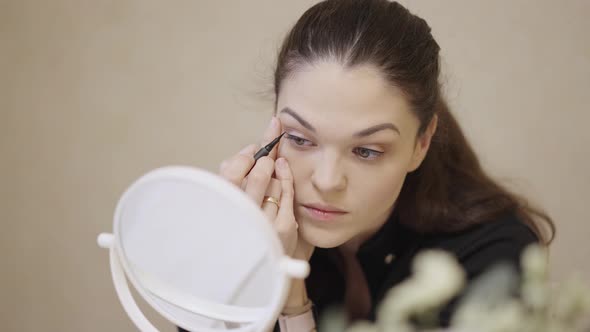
left=245, top=132, right=286, bottom=175
left=253, top=132, right=285, bottom=161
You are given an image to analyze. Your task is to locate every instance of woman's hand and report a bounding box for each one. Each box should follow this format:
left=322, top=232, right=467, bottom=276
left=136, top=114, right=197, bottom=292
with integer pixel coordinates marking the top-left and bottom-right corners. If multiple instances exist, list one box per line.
left=219, top=117, right=315, bottom=312
left=218, top=117, right=305, bottom=258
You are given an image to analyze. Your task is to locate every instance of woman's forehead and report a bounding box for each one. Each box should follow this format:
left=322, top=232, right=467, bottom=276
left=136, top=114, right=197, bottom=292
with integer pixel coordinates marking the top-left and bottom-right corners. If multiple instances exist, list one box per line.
left=279, top=62, right=398, bottom=105
left=277, top=61, right=417, bottom=136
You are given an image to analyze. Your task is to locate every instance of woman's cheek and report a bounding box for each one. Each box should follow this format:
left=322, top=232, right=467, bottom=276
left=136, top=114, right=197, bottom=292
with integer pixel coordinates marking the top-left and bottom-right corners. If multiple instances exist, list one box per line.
left=371, top=165, right=406, bottom=200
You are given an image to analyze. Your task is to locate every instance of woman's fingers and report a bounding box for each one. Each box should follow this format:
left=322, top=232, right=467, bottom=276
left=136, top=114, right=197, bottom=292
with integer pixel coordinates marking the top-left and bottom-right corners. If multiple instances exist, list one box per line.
left=260, top=116, right=282, bottom=161
left=243, top=156, right=274, bottom=206
left=275, top=158, right=295, bottom=220
left=220, top=115, right=282, bottom=188
left=219, top=144, right=257, bottom=187
left=261, top=178, right=282, bottom=220
left=274, top=157, right=298, bottom=255
left=220, top=140, right=298, bottom=256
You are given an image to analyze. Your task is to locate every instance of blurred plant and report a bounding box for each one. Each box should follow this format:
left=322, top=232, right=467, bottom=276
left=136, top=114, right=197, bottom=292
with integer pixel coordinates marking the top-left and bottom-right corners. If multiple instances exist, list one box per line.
left=318, top=244, right=590, bottom=332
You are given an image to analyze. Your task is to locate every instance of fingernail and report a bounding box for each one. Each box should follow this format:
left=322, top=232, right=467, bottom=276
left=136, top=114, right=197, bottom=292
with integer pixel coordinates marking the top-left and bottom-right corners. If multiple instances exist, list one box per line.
left=276, top=158, right=287, bottom=169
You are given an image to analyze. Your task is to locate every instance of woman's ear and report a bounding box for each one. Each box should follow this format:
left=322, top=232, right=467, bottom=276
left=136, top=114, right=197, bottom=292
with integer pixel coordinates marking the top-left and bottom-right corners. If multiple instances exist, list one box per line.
left=408, top=114, right=438, bottom=172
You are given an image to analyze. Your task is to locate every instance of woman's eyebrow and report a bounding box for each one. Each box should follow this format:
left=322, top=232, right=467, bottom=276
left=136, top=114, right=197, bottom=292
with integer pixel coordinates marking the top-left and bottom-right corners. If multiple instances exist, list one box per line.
left=279, top=106, right=401, bottom=137
left=353, top=123, right=400, bottom=137
left=280, top=107, right=316, bottom=132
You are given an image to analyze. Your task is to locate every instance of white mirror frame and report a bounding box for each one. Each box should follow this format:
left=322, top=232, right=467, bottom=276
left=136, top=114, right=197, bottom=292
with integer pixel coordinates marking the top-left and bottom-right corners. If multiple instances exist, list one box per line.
left=97, top=166, right=310, bottom=332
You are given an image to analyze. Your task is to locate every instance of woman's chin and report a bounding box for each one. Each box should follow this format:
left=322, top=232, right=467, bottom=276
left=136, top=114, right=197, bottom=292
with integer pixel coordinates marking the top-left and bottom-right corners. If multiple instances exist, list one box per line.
left=298, top=222, right=349, bottom=249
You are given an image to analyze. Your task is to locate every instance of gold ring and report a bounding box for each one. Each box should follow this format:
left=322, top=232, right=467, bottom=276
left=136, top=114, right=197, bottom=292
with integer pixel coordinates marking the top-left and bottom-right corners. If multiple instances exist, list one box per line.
left=263, top=196, right=280, bottom=208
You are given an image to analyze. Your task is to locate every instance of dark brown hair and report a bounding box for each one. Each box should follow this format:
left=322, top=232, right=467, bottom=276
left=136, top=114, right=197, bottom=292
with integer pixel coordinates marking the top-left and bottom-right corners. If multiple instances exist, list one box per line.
left=273, top=0, right=554, bottom=244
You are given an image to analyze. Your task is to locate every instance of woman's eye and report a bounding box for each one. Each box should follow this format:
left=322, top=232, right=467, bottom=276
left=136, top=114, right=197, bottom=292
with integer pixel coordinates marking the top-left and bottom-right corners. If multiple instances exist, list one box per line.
left=285, top=134, right=314, bottom=147
left=353, top=147, right=383, bottom=160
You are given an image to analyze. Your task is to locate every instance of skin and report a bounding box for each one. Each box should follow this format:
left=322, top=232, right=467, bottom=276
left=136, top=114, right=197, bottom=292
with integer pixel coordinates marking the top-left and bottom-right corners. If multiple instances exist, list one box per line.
left=220, top=59, right=437, bottom=314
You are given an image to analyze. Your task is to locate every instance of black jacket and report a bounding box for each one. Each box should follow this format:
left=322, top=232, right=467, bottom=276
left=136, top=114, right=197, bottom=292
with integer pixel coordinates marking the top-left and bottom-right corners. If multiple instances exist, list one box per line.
left=306, top=212, right=538, bottom=327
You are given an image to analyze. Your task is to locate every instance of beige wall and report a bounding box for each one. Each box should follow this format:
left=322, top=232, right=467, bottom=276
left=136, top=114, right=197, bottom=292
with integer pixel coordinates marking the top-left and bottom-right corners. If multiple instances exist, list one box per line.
left=1, top=1, right=588, bottom=331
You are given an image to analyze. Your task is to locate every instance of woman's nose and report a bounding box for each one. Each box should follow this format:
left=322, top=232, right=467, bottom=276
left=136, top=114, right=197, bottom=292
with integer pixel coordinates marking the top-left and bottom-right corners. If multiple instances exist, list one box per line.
left=310, top=153, right=347, bottom=193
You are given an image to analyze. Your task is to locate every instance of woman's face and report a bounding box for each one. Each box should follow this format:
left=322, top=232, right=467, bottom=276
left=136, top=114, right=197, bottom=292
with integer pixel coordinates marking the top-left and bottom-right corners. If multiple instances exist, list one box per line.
left=276, top=61, right=434, bottom=249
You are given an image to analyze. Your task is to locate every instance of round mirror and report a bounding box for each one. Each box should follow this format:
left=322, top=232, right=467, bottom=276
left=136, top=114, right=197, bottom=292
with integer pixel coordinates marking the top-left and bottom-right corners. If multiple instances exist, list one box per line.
left=97, top=166, right=310, bottom=332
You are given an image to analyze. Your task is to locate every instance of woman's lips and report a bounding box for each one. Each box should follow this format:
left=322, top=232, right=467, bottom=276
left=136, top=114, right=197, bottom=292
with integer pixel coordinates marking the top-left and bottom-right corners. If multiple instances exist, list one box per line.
left=301, top=204, right=348, bottom=222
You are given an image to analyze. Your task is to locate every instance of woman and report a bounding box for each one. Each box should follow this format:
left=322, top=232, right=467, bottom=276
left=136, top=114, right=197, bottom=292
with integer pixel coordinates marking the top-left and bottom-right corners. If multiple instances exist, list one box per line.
left=217, top=0, right=555, bottom=330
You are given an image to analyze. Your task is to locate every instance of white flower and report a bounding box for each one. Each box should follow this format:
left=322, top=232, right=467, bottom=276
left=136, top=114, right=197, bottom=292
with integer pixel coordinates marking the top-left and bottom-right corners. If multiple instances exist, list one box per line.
left=376, top=251, right=465, bottom=331
left=453, top=299, right=529, bottom=332
left=317, top=245, right=590, bottom=332
left=521, top=244, right=548, bottom=279
left=521, top=245, right=549, bottom=311
left=551, top=274, right=590, bottom=328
